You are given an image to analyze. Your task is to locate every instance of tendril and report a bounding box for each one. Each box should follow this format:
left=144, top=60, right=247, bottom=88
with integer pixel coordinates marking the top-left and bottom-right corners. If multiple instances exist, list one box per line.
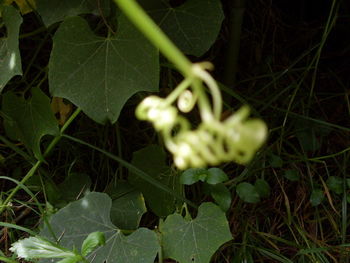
left=177, top=90, right=197, bottom=113
left=135, top=63, right=268, bottom=169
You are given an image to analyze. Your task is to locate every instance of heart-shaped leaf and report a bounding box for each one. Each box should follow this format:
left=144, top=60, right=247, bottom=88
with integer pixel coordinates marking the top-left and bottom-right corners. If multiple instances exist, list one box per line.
left=160, top=202, right=232, bottom=263
left=236, top=182, right=260, bottom=203
left=2, top=87, right=59, bottom=160
left=206, top=168, right=229, bottom=185
left=39, top=192, right=159, bottom=263
left=148, top=0, right=224, bottom=56
left=49, top=15, right=159, bottom=124
left=0, top=5, right=22, bottom=92
left=36, top=0, right=110, bottom=27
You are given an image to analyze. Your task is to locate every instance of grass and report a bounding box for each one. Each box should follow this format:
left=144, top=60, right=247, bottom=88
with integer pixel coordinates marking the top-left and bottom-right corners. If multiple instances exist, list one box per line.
left=1, top=0, right=350, bottom=262
left=214, top=0, right=350, bottom=261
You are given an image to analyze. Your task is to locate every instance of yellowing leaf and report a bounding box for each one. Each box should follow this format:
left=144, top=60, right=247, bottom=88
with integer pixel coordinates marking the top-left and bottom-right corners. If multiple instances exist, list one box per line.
left=4, top=0, right=36, bottom=14
left=51, top=97, right=72, bottom=125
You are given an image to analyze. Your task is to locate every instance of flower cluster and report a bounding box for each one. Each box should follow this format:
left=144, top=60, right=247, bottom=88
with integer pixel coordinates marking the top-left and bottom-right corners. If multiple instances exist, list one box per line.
left=135, top=63, right=267, bottom=169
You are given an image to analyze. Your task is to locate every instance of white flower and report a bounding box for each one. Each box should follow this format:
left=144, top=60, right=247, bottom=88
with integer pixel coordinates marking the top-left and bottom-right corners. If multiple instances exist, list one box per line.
left=10, top=236, right=76, bottom=259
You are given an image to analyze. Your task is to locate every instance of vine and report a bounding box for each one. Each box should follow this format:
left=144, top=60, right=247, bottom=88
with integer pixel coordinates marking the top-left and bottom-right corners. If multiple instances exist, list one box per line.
left=114, top=0, right=268, bottom=169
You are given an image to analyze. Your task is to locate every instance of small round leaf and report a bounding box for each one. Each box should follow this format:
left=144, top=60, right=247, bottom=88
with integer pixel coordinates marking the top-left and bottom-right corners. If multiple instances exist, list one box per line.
left=236, top=182, right=260, bottom=203
left=283, top=170, right=300, bottom=182
left=81, top=231, right=105, bottom=257
left=326, top=176, right=343, bottom=195
left=206, top=168, right=229, bottom=185
left=310, top=189, right=324, bottom=207
left=209, top=183, right=232, bottom=211
left=180, top=168, right=208, bottom=185
left=254, top=179, right=270, bottom=198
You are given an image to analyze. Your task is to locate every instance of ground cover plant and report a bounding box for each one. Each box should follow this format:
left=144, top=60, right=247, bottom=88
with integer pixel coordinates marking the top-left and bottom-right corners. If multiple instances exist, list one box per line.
left=1, top=0, right=350, bottom=262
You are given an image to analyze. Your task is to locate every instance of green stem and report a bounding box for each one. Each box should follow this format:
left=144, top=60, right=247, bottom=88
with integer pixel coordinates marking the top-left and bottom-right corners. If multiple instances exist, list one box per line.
left=1, top=162, right=41, bottom=215
left=19, top=26, right=47, bottom=39
left=0, top=108, right=81, bottom=215
left=193, top=64, right=223, bottom=119
left=0, top=256, right=18, bottom=263
left=192, top=78, right=214, bottom=121
left=163, top=78, right=192, bottom=105
left=62, top=134, right=198, bottom=209
left=113, top=0, right=192, bottom=77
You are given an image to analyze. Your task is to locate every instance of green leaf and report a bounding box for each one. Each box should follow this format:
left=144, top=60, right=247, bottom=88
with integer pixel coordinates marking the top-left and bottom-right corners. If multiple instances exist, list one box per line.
left=49, top=15, right=159, bottom=124
left=129, top=145, right=181, bottom=217
left=149, top=0, right=224, bottom=56
left=310, top=189, right=324, bottom=207
left=39, top=192, right=159, bottom=263
left=347, top=179, right=350, bottom=189
left=0, top=5, right=22, bottom=92
left=254, top=179, right=270, bottom=198
left=326, top=176, right=343, bottom=195
left=81, top=231, right=105, bottom=257
left=283, top=169, right=300, bottom=182
left=105, top=181, right=146, bottom=230
left=180, top=168, right=208, bottom=185
left=57, top=173, right=91, bottom=204
left=160, top=202, right=232, bottom=263
left=2, top=87, right=59, bottom=160
left=44, top=180, right=61, bottom=205
left=57, top=256, right=82, bottom=263
left=206, top=168, right=229, bottom=185
left=36, top=0, right=110, bottom=27
left=268, top=153, right=283, bottom=168
left=209, top=183, right=231, bottom=212
left=10, top=236, right=76, bottom=259
left=236, top=182, right=260, bottom=203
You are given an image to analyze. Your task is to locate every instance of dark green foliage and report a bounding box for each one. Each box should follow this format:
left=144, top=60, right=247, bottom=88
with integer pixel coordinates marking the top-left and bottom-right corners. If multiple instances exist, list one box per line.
left=1, top=0, right=349, bottom=262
